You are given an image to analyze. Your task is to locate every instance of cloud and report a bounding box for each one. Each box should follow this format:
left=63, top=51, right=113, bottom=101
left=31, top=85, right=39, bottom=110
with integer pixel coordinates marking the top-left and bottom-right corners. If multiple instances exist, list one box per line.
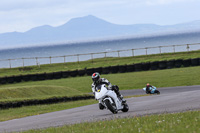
left=144, top=0, right=194, bottom=6
left=0, top=0, right=200, bottom=33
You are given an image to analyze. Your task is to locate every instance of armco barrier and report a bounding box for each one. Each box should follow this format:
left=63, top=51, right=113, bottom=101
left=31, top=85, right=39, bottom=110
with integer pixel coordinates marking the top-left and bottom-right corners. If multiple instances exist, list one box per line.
left=0, top=95, right=94, bottom=109
left=1, top=58, right=200, bottom=85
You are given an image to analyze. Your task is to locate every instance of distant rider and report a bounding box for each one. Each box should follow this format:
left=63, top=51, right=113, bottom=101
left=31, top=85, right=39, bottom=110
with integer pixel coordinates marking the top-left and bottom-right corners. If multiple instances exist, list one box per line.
left=146, top=83, right=153, bottom=94
left=91, top=72, right=126, bottom=110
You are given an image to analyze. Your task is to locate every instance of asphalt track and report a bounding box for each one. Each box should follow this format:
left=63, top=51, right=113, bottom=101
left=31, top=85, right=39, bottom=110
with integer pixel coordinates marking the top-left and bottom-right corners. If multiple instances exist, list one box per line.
left=0, top=85, right=199, bottom=133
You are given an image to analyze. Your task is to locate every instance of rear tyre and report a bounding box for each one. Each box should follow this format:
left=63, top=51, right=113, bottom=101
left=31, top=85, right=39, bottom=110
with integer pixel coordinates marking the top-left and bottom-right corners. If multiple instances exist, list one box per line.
left=122, top=103, right=129, bottom=112
left=105, top=99, right=118, bottom=114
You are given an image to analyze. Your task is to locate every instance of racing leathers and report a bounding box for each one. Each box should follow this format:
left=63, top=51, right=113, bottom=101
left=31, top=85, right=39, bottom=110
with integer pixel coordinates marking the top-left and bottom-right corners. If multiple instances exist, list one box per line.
left=146, top=85, right=153, bottom=94
left=92, top=78, right=112, bottom=94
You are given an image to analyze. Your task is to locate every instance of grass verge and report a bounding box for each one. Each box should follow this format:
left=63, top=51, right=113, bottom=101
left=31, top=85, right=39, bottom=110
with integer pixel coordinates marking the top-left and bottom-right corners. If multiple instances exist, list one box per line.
left=23, top=110, right=200, bottom=133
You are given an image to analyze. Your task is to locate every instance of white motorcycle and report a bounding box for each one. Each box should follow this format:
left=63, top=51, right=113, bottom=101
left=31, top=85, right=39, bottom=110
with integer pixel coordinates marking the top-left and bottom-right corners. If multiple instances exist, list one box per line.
left=95, top=84, right=129, bottom=114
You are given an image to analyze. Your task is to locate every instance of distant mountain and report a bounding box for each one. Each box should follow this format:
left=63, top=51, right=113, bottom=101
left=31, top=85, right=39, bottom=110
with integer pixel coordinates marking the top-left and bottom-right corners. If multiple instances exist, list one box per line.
left=0, top=15, right=200, bottom=49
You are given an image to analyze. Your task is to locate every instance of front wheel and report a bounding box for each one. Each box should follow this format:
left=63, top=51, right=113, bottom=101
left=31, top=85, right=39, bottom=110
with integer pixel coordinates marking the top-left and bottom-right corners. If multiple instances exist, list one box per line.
left=104, top=99, right=118, bottom=114
left=122, top=103, right=129, bottom=112
left=155, top=90, right=160, bottom=95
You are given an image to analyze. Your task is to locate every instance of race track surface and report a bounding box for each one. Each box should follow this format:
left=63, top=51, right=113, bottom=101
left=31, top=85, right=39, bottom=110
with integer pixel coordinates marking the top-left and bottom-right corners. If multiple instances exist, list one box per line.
left=0, top=85, right=199, bottom=133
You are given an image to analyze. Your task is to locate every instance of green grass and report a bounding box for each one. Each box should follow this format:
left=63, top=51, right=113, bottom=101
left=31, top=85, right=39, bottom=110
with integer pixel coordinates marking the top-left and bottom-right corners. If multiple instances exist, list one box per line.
left=1, top=66, right=200, bottom=103
left=23, top=110, right=200, bottom=133
left=1, top=64, right=199, bottom=121
left=0, top=85, right=84, bottom=102
left=0, top=50, right=200, bottom=77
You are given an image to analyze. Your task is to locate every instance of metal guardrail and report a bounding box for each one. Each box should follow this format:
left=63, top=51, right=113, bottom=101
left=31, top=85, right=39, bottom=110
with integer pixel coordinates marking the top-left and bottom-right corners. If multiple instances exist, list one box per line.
left=0, top=43, right=200, bottom=68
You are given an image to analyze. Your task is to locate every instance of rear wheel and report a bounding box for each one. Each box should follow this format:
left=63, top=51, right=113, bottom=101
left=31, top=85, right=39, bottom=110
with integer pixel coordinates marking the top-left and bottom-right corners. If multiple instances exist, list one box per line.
left=105, top=99, right=118, bottom=114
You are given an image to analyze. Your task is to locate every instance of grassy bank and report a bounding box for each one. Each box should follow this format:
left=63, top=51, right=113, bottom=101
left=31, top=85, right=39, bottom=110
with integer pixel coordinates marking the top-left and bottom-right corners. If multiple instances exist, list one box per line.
left=1, top=66, right=200, bottom=103
left=23, top=110, right=200, bottom=133
left=0, top=50, right=200, bottom=77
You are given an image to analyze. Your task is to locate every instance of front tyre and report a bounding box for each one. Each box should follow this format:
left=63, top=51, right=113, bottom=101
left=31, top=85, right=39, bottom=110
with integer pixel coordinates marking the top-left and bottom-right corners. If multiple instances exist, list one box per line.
left=155, top=90, right=160, bottom=95
left=122, top=103, right=129, bottom=112
left=104, top=99, right=118, bottom=114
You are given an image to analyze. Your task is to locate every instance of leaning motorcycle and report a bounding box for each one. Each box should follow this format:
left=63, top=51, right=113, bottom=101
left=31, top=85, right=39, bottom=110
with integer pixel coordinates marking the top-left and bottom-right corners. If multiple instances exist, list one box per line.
left=95, top=84, right=129, bottom=114
left=143, top=86, right=160, bottom=94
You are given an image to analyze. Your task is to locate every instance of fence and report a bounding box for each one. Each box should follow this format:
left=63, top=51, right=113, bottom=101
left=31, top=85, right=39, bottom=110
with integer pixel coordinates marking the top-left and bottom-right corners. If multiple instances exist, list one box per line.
left=0, top=43, right=200, bottom=68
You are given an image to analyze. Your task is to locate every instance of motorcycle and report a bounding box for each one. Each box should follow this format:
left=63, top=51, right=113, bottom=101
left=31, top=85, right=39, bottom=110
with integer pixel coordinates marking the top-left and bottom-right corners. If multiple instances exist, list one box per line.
left=143, top=86, right=160, bottom=94
left=95, top=84, right=129, bottom=114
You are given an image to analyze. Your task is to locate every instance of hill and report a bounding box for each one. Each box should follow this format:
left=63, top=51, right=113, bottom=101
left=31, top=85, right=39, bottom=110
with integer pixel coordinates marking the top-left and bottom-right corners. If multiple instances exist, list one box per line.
left=0, top=15, right=200, bottom=48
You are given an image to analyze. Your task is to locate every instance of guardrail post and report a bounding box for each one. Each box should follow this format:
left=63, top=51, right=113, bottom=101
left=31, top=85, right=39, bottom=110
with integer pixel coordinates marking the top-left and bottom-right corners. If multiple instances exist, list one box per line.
left=9, top=59, right=11, bottom=68
left=104, top=52, right=107, bottom=58
left=91, top=53, right=93, bottom=63
left=22, top=58, right=24, bottom=67
left=173, top=45, right=175, bottom=53
left=64, top=56, right=66, bottom=63
left=159, top=46, right=162, bottom=54
left=145, top=48, right=148, bottom=55
left=77, top=54, right=79, bottom=63
left=132, top=49, right=134, bottom=56
left=187, top=44, right=190, bottom=52
left=35, top=57, right=38, bottom=66
left=49, top=56, right=52, bottom=64
left=118, top=51, right=120, bottom=57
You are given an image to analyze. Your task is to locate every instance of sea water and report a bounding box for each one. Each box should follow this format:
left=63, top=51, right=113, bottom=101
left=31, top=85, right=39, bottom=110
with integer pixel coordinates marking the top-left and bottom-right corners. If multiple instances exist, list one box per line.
left=0, top=33, right=200, bottom=68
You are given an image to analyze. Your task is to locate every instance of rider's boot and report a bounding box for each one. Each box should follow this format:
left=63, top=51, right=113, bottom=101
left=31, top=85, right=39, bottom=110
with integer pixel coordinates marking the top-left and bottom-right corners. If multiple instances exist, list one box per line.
left=120, top=95, right=126, bottom=104
left=117, top=93, right=126, bottom=104
left=99, top=103, right=105, bottom=110
left=112, top=85, right=126, bottom=104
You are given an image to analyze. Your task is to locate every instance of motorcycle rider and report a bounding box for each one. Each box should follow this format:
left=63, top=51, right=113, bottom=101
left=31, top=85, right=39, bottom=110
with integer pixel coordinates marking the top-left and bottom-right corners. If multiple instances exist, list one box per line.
left=91, top=72, right=126, bottom=110
left=146, top=83, right=153, bottom=94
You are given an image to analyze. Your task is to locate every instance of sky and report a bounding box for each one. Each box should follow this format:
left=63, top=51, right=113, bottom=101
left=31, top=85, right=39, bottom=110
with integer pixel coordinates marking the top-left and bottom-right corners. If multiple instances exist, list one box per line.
left=0, top=0, right=200, bottom=34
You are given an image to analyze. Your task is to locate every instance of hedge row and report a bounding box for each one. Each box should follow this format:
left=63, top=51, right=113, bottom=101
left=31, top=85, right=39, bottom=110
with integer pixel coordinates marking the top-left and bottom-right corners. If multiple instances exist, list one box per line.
left=0, top=58, right=200, bottom=84
left=0, top=95, right=94, bottom=109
